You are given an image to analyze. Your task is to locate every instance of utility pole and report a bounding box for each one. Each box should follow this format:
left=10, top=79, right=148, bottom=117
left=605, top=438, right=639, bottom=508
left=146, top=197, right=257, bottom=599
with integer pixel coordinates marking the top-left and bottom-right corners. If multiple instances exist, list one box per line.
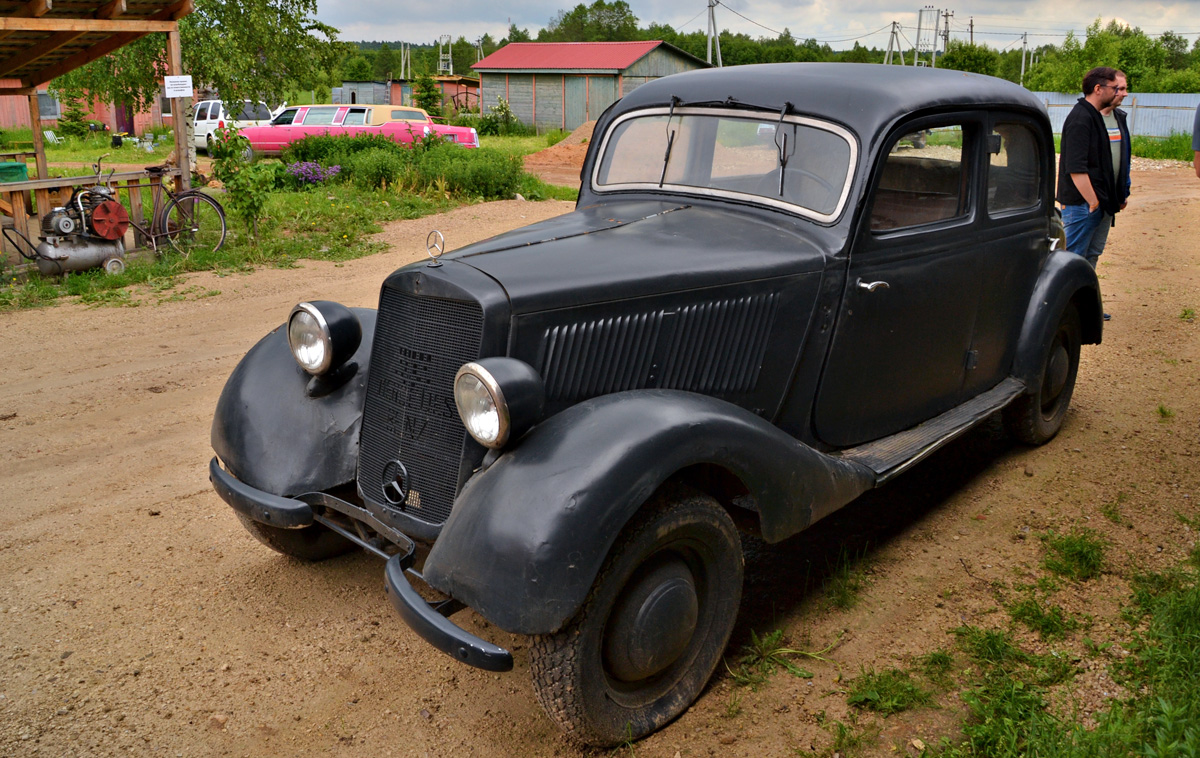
left=1020, top=32, right=1028, bottom=85
left=884, top=21, right=906, bottom=65
left=969, top=17, right=973, bottom=45
left=914, top=6, right=938, bottom=67
left=706, top=0, right=723, bottom=67
left=399, top=43, right=410, bottom=80
left=941, top=9, right=953, bottom=57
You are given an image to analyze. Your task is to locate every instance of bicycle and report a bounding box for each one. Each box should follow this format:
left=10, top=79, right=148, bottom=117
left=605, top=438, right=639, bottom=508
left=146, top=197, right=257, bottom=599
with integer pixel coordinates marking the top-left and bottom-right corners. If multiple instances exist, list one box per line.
left=97, top=155, right=228, bottom=258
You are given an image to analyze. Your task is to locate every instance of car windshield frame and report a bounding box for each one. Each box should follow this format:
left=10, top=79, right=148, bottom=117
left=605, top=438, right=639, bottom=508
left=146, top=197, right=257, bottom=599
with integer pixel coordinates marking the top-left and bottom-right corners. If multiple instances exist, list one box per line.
left=591, top=106, right=858, bottom=224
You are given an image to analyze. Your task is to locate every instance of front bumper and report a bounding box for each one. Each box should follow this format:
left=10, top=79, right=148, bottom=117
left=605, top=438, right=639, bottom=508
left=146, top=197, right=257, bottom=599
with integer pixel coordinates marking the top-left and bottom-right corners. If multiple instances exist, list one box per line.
left=208, top=457, right=513, bottom=672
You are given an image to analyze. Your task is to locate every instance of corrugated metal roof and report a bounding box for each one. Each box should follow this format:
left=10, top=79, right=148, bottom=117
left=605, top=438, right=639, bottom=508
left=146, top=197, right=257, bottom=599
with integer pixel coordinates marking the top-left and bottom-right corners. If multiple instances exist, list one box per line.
left=473, top=41, right=664, bottom=72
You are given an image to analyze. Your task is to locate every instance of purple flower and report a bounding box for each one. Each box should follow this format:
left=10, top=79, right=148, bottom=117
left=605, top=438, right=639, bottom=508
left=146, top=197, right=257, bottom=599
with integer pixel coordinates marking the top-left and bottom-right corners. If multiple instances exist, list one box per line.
left=287, top=161, right=339, bottom=185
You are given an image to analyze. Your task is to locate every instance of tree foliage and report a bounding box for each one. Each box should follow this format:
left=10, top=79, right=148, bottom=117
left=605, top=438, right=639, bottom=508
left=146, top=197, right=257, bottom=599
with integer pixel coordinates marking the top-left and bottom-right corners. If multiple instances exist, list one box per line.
left=52, top=0, right=338, bottom=112
left=412, top=73, right=442, bottom=113
left=939, top=41, right=1001, bottom=76
left=539, top=1, right=639, bottom=42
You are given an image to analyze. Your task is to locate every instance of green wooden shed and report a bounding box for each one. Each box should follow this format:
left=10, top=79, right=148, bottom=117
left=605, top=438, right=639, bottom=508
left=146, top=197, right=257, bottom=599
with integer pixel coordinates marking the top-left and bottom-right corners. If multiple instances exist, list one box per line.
left=472, top=41, right=708, bottom=132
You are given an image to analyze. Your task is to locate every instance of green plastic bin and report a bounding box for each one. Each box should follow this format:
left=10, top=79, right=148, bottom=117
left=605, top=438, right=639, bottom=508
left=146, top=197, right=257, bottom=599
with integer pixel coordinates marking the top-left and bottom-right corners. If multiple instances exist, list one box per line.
left=0, top=161, right=28, bottom=182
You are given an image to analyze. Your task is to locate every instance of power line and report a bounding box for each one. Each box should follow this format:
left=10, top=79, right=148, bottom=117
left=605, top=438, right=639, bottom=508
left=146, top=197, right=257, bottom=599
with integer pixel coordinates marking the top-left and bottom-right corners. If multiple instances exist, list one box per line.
left=713, top=0, right=787, bottom=37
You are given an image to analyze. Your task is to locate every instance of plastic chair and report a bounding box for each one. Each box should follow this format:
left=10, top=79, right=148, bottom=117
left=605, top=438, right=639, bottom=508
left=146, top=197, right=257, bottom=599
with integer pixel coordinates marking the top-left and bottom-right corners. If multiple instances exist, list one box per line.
left=43, top=130, right=64, bottom=145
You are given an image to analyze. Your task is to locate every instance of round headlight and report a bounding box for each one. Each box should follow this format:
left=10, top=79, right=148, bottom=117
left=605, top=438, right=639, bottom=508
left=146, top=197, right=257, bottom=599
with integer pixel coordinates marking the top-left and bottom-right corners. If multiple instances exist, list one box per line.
left=454, top=359, right=545, bottom=450
left=455, top=366, right=507, bottom=448
left=287, top=301, right=361, bottom=376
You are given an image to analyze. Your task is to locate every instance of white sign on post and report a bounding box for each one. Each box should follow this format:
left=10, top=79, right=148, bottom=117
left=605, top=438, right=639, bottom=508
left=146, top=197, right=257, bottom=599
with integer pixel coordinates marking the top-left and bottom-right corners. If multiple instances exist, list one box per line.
left=163, top=75, right=193, bottom=99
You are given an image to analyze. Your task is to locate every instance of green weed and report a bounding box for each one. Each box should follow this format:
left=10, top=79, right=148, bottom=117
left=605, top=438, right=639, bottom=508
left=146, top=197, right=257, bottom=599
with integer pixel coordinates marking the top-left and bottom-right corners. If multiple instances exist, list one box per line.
left=1041, top=529, right=1105, bottom=581
left=825, top=547, right=871, bottom=609
left=817, top=712, right=880, bottom=758
left=726, top=629, right=836, bottom=689
left=1008, top=594, right=1081, bottom=640
left=1157, top=403, right=1175, bottom=421
left=846, top=667, right=933, bottom=715
left=1181, top=307, right=1195, bottom=322
left=723, top=690, right=743, bottom=719
left=1131, top=132, right=1195, bottom=162
left=1101, top=492, right=1127, bottom=525
left=920, top=649, right=955, bottom=684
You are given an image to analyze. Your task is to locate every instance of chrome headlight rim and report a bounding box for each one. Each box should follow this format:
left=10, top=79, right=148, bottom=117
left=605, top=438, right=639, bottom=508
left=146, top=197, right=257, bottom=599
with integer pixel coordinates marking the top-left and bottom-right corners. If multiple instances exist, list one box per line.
left=454, top=362, right=511, bottom=449
left=288, top=302, right=333, bottom=375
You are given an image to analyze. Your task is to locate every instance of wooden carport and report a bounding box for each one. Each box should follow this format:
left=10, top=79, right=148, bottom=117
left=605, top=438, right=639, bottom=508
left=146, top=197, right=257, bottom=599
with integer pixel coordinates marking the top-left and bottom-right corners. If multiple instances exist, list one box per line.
left=0, top=1, right=194, bottom=267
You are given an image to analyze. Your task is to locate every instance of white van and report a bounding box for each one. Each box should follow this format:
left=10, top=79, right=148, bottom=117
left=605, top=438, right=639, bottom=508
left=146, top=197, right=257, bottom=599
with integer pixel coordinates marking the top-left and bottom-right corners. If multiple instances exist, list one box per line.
left=192, top=100, right=276, bottom=152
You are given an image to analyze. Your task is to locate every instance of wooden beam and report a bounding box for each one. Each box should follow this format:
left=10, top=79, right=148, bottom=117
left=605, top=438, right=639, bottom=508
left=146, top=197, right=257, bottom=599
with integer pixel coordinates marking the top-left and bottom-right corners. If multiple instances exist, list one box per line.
left=166, top=28, right=189, bottom=192
left=0, top=32, right=85, bottom=79
left=0, top=18, right=175, bottom=33
left=0, top=85, right=38, bottom=94
left=20, top=1, right=192, bottom=86
left=0, top=0, right=53, bottom=43
left=97, top=0, right=128, bottom=19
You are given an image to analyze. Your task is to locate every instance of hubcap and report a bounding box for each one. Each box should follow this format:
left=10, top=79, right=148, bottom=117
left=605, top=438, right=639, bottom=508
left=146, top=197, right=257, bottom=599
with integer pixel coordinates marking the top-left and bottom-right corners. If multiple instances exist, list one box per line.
left=1042, top=343, right=1069, bottom=411
left=603, top=557, right=699, bottom=683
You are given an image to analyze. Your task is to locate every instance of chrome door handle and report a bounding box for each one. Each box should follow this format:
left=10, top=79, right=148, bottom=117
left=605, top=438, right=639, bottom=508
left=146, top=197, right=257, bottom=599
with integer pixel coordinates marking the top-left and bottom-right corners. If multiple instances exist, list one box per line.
left=857, top=279, right=890, bottom=292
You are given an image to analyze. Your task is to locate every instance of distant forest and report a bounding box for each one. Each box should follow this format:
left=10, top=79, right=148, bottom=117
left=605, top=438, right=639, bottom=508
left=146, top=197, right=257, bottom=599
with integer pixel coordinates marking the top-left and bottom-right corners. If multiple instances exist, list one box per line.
left=323, top=1, right=1200, bottom=101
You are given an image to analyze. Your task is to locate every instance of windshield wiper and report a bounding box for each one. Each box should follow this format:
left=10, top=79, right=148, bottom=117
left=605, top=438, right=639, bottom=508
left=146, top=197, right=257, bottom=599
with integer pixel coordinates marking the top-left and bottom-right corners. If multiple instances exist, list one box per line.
left=773, top=102, right=793, bottom=197
left=659, top=96, right=681, bottom=188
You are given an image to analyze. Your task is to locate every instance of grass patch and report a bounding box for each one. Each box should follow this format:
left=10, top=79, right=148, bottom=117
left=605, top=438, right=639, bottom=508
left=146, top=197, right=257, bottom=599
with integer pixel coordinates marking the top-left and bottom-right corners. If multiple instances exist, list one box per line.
left=1156, top=403, right=1175, bottom=421
left=1101, top=492, right=1127, bottom=525
left=920, top=649, right=955, bottom=684
left=517, top=173, right=578, bottom=202
left=1008, top=594, right=1081, bottom=640
left=824, top=547, right=871, bottom=609
left=817, top=712, right=880, bottom=758
left=1131, top=132, right=1194, bottom=162
left=1041, top=528, right=1105, bottom=581
left=479, top=134, right=556, bottom=158
left=846, top=668, right=933, bottom=715
left=1181, top=307, right=1196, bottom=322
left=726, top=629, right=835, bottom=690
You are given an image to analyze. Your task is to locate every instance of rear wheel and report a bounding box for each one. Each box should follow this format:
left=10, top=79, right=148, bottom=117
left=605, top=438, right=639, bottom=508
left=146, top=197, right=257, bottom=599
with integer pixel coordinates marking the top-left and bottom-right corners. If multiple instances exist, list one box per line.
left=530, top=489, right=743, bottom=746
left=234, top=512, right=355, bottom=561
left=1005, top=304, right=1081, bottom=444
left=161, top=191, right=227, bottom=257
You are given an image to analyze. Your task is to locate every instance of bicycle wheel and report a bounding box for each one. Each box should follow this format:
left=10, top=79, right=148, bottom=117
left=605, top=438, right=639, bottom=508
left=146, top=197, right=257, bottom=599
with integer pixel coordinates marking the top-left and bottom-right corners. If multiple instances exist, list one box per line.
left=160, top=191, right=227, bottom=257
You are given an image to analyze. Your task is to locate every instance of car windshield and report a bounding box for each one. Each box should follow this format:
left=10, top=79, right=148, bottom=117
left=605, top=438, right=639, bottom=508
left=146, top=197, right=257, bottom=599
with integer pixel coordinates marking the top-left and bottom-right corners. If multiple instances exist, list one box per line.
left=593, top=107, right=856, bottom=221
left=236, top=102, right=273, bottom=120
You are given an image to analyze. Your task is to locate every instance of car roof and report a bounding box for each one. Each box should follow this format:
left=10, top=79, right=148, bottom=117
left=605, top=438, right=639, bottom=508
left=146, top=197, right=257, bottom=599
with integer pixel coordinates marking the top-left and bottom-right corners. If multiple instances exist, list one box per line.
left=608, top=62, right=1047, bottom=140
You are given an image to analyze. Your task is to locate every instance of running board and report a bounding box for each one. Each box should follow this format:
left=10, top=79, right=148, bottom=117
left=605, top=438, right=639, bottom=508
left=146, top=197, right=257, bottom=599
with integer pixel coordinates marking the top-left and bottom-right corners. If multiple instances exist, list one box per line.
left=834, top=376, right=1026, bottom=484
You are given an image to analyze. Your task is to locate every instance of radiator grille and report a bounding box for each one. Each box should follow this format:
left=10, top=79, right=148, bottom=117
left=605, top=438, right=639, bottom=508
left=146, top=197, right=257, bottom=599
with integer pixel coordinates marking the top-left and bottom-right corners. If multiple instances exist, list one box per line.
left=358, top=287, right=483, bottom=526
left=539, top=293, right=778, bottom=402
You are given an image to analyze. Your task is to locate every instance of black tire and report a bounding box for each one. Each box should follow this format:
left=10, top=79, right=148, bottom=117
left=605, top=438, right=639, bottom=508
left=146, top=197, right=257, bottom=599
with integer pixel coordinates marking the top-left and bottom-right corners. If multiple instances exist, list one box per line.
left=234, top=512, right=355, bottom=561
left=160, top=191, right=227, bottom=257
left=529, top=489, right=743, bottom=746
left=1005, top=304, right=1081, bottom=445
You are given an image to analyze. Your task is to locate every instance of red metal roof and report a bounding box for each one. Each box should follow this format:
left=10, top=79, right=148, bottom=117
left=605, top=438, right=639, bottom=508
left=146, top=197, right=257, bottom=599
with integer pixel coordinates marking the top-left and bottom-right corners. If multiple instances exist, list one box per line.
left=473, top=41, right=665, bottom=72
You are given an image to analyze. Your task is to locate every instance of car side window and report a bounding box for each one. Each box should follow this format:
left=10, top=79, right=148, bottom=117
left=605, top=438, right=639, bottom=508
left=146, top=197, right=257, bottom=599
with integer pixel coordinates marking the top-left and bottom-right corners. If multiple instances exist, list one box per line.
left=987, top=122, right=1041, bottom=214
left=870, top=125, right=967, bottom=232
left=195, top=103, right=209, bottom=121
left=272, top=108, right=298, bottom=126
left=304, top=108, right=337, bottom=126
left=343, top=108, right=368, bottom=126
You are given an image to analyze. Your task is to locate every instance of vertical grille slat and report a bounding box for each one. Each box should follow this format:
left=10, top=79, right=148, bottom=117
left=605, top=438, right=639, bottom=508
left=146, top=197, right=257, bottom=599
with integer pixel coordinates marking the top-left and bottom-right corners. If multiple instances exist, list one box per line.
left=541, top=293, right=779, bottom=402
left=358, top=287, right=484, bottom=527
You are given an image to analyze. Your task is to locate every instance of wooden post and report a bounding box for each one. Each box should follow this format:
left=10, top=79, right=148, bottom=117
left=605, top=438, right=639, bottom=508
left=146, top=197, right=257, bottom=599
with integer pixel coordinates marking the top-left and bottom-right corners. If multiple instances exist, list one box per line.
left=26, top=93, right=47, bottom=181
left=166, top=28, right=190, bottom=193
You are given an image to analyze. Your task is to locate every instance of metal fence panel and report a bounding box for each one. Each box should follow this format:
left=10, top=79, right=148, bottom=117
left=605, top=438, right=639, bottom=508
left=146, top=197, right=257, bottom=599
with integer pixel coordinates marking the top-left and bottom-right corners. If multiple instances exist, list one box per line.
left=1033, top=91, right=1200, bottom=138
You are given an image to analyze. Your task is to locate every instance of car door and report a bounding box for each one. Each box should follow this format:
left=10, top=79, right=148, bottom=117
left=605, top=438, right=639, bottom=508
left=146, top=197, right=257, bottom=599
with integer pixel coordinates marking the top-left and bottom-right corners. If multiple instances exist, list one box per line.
left=814, top=115, right=984, bottom=448
left=961, top=114, right=1051, bottom=397
left=192, top=102, right=210, bottom=149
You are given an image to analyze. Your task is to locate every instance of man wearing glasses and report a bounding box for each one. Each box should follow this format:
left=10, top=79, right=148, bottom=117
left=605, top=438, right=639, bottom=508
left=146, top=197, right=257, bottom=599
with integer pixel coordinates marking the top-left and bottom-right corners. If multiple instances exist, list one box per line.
left=1057, top=67, right=1130, bottom=319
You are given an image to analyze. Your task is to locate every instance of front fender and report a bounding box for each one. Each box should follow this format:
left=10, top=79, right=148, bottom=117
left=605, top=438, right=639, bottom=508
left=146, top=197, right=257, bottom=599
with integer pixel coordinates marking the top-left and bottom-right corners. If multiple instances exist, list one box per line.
left=422, top=390, right=873, bottom=635
left=1012, top=251, right=1102, bottom=388
left=211, top=308, right=376, bottom=496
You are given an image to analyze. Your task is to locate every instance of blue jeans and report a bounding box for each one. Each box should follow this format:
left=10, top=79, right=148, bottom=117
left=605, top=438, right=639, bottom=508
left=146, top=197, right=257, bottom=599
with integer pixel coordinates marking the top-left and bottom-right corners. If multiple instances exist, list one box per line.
left=1061, top=203, right=1110, bottom=268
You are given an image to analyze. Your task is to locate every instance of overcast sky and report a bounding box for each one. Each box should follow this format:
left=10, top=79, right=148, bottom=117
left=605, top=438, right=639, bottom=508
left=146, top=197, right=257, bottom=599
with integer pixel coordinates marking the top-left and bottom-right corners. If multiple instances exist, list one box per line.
left=315, top=0, right=1200, bottom=52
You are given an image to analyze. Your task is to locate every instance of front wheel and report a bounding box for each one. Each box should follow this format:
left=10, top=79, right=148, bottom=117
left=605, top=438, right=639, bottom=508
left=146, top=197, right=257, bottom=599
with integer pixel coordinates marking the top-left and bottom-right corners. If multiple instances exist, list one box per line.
left=1005, top=304, right=1081, bottom=444
left=234, top=512, right=355, bottom=561
left=160, top=191, right=227, bottom=257
left=529, top=489, right=743, bottom=746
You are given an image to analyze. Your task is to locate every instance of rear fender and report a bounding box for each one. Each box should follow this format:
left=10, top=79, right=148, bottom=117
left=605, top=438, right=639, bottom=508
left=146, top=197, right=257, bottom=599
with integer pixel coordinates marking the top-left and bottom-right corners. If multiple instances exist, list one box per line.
left=421, top=390, right=874, bottom=635
left=1012, top=251, right=1102, bottom=388
left=211, top=308, right=376, bottom=496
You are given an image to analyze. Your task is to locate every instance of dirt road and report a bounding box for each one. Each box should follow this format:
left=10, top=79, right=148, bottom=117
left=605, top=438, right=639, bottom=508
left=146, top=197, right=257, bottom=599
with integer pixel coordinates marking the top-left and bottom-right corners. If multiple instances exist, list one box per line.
left=1, top=164, right=1198, bottom=758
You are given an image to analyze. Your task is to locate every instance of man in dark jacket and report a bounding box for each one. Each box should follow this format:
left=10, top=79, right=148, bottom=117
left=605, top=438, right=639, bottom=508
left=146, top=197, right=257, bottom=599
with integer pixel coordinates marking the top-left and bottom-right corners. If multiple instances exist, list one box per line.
left=1057, top=67, right=1130, bottom=272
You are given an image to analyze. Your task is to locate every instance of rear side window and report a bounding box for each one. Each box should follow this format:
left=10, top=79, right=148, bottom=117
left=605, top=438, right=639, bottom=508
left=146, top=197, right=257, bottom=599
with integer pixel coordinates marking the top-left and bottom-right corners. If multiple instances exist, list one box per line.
left=272, top=108, right=298, bottom=126
left=391, top=108, right=426, bottom=121
left=303, top=108, right=337, bottom=126
left=870, top=126, right=967, bottom=231
left=235, top=102, right=273, bottom=120
left=343, top=108, right=368, bottom=126
left=194, top=102, right=210, bottom=121
left=988, top=122, right=1041, bottom=214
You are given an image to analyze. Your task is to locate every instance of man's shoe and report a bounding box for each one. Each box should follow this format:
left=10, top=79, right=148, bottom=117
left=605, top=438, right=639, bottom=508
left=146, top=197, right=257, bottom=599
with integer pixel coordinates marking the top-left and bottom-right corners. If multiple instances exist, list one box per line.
left=1103, top=312, right=1111, bottom=321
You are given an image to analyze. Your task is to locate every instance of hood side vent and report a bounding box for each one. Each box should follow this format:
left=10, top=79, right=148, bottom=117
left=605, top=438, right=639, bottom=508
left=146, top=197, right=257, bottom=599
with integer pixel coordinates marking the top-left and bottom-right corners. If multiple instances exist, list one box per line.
left=539, top=293, right=778, bottom=402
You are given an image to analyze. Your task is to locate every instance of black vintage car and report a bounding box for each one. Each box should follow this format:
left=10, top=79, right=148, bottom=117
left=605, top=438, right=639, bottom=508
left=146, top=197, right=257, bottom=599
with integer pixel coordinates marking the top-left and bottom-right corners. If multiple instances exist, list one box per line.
left=209, top=63, right=1101, bottom=745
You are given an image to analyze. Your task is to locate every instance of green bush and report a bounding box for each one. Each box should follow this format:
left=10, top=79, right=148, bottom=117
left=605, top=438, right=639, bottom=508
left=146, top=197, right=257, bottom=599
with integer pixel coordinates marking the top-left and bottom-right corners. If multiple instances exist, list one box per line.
left=415, top=145, right=522, bottom=199
left=1131, top=133, right=1194, bottom=162
left=349, top=147, right=409, bottom=190
left=283, top=133, right=404, bottom=165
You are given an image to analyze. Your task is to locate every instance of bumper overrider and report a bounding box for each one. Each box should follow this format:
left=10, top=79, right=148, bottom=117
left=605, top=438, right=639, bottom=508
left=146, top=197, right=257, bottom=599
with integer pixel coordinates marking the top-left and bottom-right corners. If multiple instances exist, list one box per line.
left=208, top=457, right=513, bottom=672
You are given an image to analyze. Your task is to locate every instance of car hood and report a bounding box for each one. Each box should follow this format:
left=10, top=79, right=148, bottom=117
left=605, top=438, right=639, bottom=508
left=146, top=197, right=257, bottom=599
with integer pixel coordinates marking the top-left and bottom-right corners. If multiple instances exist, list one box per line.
left=447, top=199, right=829, bottom=313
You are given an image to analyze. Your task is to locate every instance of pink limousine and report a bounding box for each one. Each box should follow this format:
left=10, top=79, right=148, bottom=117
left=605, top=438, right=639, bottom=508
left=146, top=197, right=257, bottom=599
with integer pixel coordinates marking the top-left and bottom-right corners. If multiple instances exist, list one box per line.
left=239, top=105, right=480, bottom=158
